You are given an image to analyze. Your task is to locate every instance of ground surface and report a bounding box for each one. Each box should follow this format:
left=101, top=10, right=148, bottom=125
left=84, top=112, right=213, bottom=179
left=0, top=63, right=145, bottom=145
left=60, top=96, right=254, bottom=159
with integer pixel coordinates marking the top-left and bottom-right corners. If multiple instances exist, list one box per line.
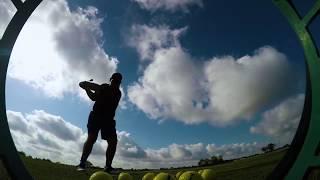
left=0, top=158, right=11, bottom=180
left=17, top=148, right=289, bottom=180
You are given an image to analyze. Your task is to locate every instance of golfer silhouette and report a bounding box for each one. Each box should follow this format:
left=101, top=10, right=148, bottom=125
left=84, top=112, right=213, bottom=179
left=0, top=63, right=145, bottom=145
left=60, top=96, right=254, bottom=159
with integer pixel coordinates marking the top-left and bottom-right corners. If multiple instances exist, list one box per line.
left=77, top=73, right=122, bottom=173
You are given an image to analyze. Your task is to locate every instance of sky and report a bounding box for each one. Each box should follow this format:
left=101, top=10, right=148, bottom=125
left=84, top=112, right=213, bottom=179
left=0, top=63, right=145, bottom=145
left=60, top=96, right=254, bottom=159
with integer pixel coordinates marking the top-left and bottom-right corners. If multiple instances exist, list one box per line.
left=1, top=0, right=317, bottom=169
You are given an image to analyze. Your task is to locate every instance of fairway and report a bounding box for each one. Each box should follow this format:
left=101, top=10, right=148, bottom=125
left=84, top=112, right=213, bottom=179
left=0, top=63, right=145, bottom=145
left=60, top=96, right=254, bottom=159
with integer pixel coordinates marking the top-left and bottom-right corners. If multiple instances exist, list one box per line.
left=17, top=148, right=288, bottom=180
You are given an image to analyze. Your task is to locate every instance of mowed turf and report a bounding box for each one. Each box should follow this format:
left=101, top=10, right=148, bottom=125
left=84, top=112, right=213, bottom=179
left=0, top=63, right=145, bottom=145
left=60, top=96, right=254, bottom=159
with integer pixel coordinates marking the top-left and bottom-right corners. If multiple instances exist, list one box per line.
left=19, top=148, right=288, bottom=180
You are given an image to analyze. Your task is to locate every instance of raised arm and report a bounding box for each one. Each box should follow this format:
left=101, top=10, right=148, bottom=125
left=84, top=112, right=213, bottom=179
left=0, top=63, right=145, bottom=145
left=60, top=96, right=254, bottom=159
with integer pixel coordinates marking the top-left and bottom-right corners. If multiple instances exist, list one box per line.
left=79, top=81, right=101, bottom=101
left=85, top=89, right=97, bottom=101
left=80, top=81, right=100, bottom=91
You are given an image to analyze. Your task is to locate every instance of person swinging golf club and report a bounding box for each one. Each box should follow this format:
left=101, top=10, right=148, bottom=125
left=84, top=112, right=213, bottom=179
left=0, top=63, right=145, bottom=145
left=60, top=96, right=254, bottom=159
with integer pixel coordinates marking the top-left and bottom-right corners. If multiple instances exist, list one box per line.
left=77, top=72, right=122, bottom=173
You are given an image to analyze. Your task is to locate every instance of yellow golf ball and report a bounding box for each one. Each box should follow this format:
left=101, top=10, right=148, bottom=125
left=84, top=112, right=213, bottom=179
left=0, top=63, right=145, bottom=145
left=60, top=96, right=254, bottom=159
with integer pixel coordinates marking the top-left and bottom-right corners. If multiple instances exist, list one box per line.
left=89, top=171, right=113, bottom=180
left=154, top=172, right=177, bottom=180
left=201, top=169, right=216, bottom=180
left=179, top=171, right=203, bottom=180
left=176, top=171, right=185, bottom=179
left=118, top=172, right=133, bottom=180
left=142, top=172, right=156, bottom=180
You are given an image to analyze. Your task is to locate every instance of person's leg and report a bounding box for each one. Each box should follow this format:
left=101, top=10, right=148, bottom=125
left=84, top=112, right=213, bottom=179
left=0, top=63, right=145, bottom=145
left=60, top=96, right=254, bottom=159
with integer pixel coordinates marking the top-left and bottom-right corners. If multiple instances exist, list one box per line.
left=101, top=120, right=118, bottom=171
left=80, top=132, right=98, bottom=166
left=79, top=111, right=99, bottom=167
left=105, top=134, right=117, bottom=168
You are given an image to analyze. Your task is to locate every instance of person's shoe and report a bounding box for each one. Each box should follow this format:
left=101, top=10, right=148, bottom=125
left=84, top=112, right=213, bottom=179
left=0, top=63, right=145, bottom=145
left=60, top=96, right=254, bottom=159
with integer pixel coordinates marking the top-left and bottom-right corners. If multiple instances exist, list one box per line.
left=103, top=166, right=118, bottom=174
left=76, top=163, right=86, bottom=171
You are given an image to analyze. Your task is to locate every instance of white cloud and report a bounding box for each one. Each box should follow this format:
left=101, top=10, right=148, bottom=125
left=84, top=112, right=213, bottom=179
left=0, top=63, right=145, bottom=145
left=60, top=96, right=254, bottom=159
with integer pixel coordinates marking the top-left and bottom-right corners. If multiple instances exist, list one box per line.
left=7, top=109, right=265, bottom=169
left=0, top=0, right=119, bottom=100
left=117, top=131, right=147, bottom=158
left=118, top=86, right=128, bottom=109
left=140, top=142, right=264, bottom=169
left=204, top=47, right=294, bottom=125
left=128, top=25, right=187, bottom=61
left=206, top=142, right=263, bottom=160
left=132, top=0, right=203, bottom=13
left=250, top=94, right=304, bottom=146
left=0, top=0, right=16, bottom=39
left=128, top=25, right=298, bottom=127
left=128, top=46, right=206, bottom=122
left=115, top=133, right=266, bottom=169
left=26, top=110, right=82, bottom=141
left=7, top=109, right=113, bottom=166
left=7, top=110, right=85, bottom=165
left=6, top=111, right=32, bottom=134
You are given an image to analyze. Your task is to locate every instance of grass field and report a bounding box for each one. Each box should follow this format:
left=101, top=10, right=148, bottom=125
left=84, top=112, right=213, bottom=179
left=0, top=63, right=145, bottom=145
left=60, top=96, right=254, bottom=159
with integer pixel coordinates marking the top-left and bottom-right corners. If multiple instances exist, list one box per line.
left=13, top=147, right=290, bottom=180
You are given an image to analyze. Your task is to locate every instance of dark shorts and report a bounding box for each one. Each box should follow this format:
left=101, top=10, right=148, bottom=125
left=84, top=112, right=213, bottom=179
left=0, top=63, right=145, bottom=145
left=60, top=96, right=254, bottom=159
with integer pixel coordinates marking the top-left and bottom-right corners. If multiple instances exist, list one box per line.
left=87, top=111, right=117, bottom=140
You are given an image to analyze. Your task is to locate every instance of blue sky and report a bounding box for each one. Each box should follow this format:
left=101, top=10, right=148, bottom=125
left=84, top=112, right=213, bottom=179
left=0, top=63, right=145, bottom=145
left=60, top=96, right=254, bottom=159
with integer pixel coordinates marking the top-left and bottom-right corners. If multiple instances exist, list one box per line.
left=1, top=0, right=315, bottom=169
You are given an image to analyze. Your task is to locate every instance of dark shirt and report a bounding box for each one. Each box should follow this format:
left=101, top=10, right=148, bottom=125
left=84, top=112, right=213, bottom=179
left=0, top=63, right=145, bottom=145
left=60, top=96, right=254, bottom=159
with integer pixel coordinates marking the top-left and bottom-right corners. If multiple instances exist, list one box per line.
left=92, top=83, right=121, bottom=119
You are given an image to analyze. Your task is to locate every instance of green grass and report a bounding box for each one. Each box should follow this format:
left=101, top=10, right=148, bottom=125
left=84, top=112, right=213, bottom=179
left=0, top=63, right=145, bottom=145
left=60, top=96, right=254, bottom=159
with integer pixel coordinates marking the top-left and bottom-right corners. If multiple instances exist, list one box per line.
left=15, top=148, right=290, bottom=180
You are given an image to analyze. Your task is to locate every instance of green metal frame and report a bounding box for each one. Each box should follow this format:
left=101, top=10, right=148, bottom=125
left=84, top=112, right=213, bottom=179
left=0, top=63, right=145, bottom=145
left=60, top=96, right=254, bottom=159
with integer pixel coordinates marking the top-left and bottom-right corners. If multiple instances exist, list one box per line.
left=0, top=0, right=42, bottom=179
left=268, top=0, right=320, bottom=179
left=0, top=0, right=319, bottom=179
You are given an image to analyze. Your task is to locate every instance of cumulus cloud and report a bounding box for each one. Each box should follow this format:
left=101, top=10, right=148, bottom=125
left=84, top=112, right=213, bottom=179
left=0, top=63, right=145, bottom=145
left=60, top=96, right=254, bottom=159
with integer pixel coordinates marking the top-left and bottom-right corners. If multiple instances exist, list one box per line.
left=128, top=46, right=206, bottom=122
left=114, top=134, right=265, bottom=169
left=7, top=109, right=113, bottom=166
left=250, top=94, right=304, bottom=146
left=26, top=110, right=82, bottom=141
left=131, top=0, right=203, bottom=13
left=6, top=111, right=32, bottom=134
left=0, top=0, right=119, bottom=99
left=140, top=142, right=264, bottom=169
left=7, top=109, right=265, bottom=169
left=128, top=25, right=299, bottom=127
left=206, top=142, right=263, bottom=160
left=128, top=25, right=187, bottom=61
left=0, top=0, right=16, bottom=39
left=204, top=47, right=294, bottom=125
left=7, top=110, right=85, bottom=165
left=116, top=131, right=147, bottom=159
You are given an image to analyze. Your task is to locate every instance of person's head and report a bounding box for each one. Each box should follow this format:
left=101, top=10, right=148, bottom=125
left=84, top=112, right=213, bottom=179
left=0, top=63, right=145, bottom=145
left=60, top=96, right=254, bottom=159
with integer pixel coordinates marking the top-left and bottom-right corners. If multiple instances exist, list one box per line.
left=110, top=72, right=122, bottom=87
